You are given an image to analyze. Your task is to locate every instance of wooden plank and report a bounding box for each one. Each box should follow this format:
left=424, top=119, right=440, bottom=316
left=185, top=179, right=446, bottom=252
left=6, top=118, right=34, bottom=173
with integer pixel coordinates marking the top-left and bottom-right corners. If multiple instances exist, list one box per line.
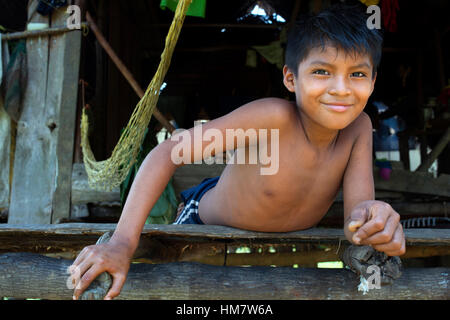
left=0, top=253, right=448, bottom=300
left=374, top=167, right=450, bottom=197
left=0, top=24, right=88, bottom=41
left=48, top=8, right=82, bottom=223
left=8, top=0, right=51, bottom=224
left=0, top=223, right=448, bottom=245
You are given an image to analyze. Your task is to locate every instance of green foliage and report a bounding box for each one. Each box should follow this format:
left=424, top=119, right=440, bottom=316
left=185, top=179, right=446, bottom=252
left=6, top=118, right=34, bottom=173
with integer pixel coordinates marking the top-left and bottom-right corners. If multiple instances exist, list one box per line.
left=120, top=127, right=177, bottom=224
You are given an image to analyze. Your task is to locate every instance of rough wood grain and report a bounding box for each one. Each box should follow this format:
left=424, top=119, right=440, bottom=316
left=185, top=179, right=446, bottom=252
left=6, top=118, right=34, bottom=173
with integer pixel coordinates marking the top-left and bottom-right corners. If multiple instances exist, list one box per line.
left=8, top=0, right=52, bottom=224
left=48, top=7, right=81, bottom=223
left=1, top=223, right=449, bottom=244
left=8, top=4, right=81, bottom=224
left=0, top=252, right=448, bottom=300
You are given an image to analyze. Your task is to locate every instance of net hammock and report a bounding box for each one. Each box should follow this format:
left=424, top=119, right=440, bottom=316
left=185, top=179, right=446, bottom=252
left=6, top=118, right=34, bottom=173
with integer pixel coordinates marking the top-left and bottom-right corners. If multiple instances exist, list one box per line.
left=81, top=0, right=192, bottom=191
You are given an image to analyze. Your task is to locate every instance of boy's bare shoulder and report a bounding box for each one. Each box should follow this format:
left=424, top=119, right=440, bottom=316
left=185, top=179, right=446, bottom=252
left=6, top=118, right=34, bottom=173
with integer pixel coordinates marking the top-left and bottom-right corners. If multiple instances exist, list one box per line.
left=251, top=97, right=297, bottom=124
left=343, top=111, right=373, bottom=139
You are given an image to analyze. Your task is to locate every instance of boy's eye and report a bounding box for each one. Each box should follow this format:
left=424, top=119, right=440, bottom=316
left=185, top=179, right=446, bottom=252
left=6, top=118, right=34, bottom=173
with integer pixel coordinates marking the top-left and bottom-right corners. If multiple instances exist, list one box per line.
left=312, top=69, right=330, bottom=75
left=351, top=72, right=366, bottom=78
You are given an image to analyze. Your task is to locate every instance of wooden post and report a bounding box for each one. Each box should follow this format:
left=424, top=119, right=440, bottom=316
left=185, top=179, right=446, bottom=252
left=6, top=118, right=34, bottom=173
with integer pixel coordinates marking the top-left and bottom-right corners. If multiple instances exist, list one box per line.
left=0, top=35, right=10, bottom=210
left=48, top=8, right=82, bottom=223
left=8, top=1, right=81, bottom=223
left=0, top=104, right=10, bottom=210
left=0, top=252, right=448, bottom=300
left=8, top=0, right=51, bottom=224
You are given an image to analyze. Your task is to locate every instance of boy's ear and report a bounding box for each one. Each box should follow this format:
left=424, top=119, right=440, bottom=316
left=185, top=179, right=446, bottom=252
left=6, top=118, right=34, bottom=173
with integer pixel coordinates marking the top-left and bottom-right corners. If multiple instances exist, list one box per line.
left=370, top=71, right=377, bottom=95
left=283, top=65, right=296, bottom=93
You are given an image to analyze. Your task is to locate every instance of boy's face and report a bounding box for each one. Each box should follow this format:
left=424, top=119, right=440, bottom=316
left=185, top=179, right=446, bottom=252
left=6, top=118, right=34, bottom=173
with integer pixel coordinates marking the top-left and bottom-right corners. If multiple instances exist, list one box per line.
left=283, top=46, right=376, bottom=130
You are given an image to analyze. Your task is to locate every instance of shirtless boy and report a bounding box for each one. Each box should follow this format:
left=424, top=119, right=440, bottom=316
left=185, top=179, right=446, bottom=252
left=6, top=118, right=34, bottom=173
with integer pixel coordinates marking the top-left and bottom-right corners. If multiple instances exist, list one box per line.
left=70, top=4, right=406, bottom=300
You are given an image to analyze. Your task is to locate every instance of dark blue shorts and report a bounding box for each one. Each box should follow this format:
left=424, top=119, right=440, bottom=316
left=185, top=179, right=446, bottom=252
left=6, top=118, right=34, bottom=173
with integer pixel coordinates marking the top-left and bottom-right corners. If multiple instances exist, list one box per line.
left=173, top=176, right=219, bottom=225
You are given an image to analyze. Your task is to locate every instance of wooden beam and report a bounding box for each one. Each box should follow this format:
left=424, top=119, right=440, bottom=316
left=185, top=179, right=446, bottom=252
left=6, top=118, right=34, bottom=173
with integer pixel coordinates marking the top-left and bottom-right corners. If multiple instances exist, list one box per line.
left=374, top=167, right=450, bottom=197
left=0, top=253, right=448, bottom=300
left=1, top=223, right=447, bottom=244
left=416, top=127, right=450, bottom=172
left=0, top=24, right=88, bottom=41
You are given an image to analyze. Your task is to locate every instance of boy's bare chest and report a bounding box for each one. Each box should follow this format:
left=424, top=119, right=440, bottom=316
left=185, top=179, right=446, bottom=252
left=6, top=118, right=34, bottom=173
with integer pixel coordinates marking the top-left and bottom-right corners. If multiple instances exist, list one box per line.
left=200, top=126, right=357, bottom=230
left=260, top=130, right=354, bottom=204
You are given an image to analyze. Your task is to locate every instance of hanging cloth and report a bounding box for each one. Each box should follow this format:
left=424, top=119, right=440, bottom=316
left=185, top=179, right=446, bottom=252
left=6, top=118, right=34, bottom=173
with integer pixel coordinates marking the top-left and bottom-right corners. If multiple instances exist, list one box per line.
left=381, top=0, right=399, bottom=32
left=160, top=0, right=206, bottom=18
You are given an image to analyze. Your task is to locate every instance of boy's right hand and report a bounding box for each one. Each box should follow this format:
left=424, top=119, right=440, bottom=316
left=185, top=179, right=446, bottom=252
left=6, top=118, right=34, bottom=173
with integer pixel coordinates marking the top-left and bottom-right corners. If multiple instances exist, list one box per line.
left=69, top=240, right=132, bottom=300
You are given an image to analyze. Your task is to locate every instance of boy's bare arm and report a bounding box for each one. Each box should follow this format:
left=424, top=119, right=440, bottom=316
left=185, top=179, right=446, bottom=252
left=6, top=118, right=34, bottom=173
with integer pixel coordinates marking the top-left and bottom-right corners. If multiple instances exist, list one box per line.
left=70, top=98, right=291, bottom=299
left=342, top=113, right=405, bottom=256
left=70, top=142, right=179, bottom=299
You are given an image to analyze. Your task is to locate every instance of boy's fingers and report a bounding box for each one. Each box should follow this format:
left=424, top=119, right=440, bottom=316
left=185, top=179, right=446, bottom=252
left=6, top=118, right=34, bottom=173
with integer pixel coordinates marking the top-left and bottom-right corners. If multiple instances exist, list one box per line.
left=353, top=204, right=390, bottom=242
left=348, top=207, right=368, bottom=232
left=71, top=246, right=89, bottom=268
left=70, top=259, right=95, bottom=287
left=68, top=260, right=89, bottom=288
left=373, top=224, right=406, bottom=256
left=360, top=213, right=399, bottom=245
left=104, top=274, right=126, bottom=300
left=73, top=264, right=104, bottom=300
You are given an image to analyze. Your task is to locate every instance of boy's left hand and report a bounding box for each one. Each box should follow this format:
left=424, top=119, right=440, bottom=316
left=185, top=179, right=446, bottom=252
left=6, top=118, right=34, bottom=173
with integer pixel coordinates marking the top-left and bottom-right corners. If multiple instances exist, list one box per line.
left=346, top=200, right=406, bottom=256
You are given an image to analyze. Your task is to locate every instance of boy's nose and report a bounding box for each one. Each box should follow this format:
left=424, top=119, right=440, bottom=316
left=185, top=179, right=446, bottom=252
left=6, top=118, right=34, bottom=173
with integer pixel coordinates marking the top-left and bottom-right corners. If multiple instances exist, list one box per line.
left=328, top=76, right=351, bottom=96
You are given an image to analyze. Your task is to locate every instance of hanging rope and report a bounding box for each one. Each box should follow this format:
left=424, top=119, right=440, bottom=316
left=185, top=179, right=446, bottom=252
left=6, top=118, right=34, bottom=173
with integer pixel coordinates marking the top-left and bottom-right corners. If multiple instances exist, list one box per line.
left=81, top=0, right=192, bottom=191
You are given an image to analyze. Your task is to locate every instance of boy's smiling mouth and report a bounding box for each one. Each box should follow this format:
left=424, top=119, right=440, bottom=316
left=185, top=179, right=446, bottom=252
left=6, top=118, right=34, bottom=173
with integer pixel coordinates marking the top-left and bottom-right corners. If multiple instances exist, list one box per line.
left=321, top=102, right=353, bottom=112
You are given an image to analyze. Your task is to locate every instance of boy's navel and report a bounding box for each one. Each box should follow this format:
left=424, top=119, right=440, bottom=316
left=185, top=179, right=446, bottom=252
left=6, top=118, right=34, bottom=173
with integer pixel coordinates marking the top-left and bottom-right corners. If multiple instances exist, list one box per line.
left=263, top=189, right=275, bottom=197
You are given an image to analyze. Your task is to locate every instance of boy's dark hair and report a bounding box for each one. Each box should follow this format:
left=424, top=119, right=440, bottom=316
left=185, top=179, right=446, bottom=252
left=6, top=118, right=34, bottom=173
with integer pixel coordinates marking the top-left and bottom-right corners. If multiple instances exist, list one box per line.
left=285, top=3, right=383, bottom=78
